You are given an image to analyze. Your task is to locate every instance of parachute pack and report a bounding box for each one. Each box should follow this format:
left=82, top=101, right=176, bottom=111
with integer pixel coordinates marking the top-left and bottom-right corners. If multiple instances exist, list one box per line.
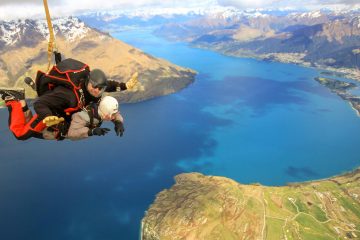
left=35, top=58, right=90, bottom=114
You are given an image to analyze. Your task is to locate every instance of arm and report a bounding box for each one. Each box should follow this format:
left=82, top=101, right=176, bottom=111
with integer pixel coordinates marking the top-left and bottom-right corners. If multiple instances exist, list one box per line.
left=114, top=112, right=124, bottom=123
left=112, top=112, right=125, bottom=137
left=105, top=80, right=127, bottom=92
left=105, top=72, right=140, bottom=92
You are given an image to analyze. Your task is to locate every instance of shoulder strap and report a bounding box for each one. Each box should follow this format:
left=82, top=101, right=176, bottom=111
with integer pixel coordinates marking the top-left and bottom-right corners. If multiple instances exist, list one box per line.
left=86, top=104, right=95, bottom=127
left=86, top=103, right=103, bottom=128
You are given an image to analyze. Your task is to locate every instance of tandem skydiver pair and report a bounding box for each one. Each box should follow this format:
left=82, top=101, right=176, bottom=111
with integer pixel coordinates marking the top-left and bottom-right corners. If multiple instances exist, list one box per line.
left=0, top=57, right=139, bottom=141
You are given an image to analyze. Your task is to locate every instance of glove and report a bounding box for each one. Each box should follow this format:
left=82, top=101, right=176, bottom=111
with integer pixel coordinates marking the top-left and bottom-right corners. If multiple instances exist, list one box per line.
left=89, top=127, right=110, bottom=136
left=43, top=116, right=64, bottom=127
left=125, top=72, right=139, bottom=90
left=54, top=51, right=62, bottom=64
left=114, top=120, right=124, bottom=137
left=57, top=121, right=70, bottom=139
left=24, top=77, right=36, bottom=91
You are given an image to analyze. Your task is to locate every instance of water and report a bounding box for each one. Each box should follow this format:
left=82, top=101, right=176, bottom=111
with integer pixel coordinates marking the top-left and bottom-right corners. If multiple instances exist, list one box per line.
left=0, top=28, right=359, bottom=239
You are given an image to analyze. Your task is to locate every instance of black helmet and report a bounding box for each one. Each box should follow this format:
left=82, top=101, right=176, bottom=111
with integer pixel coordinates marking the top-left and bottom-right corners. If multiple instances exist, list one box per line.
left=88, top=69, right=107, bottom=88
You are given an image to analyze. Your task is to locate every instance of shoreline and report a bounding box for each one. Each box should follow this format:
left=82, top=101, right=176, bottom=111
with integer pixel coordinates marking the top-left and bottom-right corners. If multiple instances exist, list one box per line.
left=192, top=43, right=360, bottom=82
left=285, top=166, right=360, bottom=187
left=141, top=168, right=360, bottom=239
left=242, top=166, right=360, bottom=188
left=192, top=43, right=360, bottom=116
left=314, top=76, right=360, bottom=116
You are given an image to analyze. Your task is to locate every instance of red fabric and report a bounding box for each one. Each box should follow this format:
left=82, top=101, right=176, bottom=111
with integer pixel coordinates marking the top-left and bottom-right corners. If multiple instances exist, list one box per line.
left=6, top=101, right=46, bottom=138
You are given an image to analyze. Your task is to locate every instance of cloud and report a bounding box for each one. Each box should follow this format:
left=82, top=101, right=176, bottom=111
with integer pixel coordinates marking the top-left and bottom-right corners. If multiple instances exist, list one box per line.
left=0, top=0, right=219, bottom=20
left=319, top=0, right=360, bottom=4
left=217, top=0, right=282, bottom=8
left=0, top=0, right=359, bottom=20
left=0, top=0, right=214, bottom=8
left=308, top=0, right=360, bottom=5
left=0, top=0, right=42, bottom=4
left=0, top=0, right=63, bottom=7
left=217, top=0, right=360, bottom=9
left=1, top=0, right=359, bottom=8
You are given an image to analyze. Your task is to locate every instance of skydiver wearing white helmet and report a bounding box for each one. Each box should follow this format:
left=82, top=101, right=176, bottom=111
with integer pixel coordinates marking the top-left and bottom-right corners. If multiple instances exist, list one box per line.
left=67, top=96, right=124, bottom=140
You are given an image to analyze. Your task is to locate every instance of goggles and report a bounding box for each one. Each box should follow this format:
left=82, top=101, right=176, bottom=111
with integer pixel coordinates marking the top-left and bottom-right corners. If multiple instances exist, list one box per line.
left=89, top=79, right=107, bottom=90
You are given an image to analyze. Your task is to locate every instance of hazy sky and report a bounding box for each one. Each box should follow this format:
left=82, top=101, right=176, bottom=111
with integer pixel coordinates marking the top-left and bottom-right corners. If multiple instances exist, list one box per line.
left=0, top=0, right=359, bottom=20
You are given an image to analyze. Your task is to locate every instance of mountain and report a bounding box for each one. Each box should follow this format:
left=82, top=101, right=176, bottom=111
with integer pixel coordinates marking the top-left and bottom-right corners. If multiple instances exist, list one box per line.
left=142, top=170, right=360, bottom=240
left=77, top=6, right=284, bottom=32
left=153, top=10, right=337, bottom=44
left=78, top=7, right=211, bottom=31
left=151, top=10, right=360, bottom=80
left=0, top=17, right=196, bottom=102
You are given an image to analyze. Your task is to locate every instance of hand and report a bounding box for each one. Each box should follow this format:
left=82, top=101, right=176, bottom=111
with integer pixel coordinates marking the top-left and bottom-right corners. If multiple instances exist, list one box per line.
left=57, top=121, right=70, bottom=137
left=125, top=72, right=139, bottom=90
left=91, top=127, right=110, bottom=136
left=54, top=51, right=62, bottom=64
left=43, top=116, right=64, bottom=127
left=24, top=77, right=36, bottom=91
left=114, top=120, right=124, bottom=137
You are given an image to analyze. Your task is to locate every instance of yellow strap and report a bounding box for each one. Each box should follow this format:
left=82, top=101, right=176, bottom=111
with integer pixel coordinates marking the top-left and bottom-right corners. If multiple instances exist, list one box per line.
left=43, top=0, right=56, bottom=72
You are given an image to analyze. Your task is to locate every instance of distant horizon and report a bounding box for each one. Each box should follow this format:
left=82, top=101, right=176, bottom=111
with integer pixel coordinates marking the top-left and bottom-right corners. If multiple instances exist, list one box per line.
left=0, top=0, right=359, bottom=21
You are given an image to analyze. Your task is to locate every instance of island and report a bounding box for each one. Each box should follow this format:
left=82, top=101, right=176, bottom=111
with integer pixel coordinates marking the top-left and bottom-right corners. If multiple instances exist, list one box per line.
left=141, top=169, right=360, bottom=240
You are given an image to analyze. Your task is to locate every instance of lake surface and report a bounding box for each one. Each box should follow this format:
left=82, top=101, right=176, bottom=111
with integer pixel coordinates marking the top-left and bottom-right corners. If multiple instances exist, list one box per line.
left=0, top=28, right=359, bottom=239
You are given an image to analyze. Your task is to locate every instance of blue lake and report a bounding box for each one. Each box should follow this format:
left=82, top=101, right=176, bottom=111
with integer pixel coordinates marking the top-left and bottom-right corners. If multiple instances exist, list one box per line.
left=0, top=28, right=359, bottom=239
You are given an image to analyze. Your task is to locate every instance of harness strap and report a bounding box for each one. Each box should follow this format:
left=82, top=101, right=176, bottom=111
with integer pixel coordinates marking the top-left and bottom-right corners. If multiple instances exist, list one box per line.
left=86, top=103, right=102, bottom=129
left=88, top=105, right=95, bottom=128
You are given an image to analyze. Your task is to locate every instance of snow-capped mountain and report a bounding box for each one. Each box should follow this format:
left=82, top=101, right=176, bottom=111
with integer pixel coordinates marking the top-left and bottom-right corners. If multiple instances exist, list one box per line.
left=78, top=6, right=360, bottom=40
left=78, top=5, right=278, bottom=30
left=81, top=6, right=244, bottom=21
left=77, top=5, right=360, bottom=66
left=79, top=5, right=360, bottom=25
left=141, top=8, right=360, bottom=72
left=0, top=17, right=92, bottom=48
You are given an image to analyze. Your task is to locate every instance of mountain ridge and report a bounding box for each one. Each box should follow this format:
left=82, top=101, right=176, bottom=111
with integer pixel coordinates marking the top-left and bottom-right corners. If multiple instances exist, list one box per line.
left=151, top=10, right=360, bottom=80
left=77, top=8, right=360, bottom=81
left=0, top=17, right=196, bottom=102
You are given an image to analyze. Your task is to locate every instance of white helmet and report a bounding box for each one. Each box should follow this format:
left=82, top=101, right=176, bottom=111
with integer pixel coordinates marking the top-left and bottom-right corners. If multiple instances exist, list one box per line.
left=98, top=96, right=119, bottom=119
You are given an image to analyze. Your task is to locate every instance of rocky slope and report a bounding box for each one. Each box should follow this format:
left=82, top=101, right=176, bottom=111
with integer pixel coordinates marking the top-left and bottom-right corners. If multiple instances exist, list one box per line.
left=0, top=17, right=196, bottom=102
left=142, top=170, right=360, bottom=240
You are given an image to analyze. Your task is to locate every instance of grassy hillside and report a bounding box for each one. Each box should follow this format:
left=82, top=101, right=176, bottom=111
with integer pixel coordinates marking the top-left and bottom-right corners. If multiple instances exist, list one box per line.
left=142, top=169, right=360, bottom=240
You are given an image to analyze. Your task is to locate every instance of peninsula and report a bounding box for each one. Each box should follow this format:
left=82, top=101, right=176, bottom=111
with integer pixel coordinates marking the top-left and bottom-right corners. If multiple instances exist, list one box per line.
left=142, top=170, right=360, bottom=240
left=315, top=77, right=360, bottom=116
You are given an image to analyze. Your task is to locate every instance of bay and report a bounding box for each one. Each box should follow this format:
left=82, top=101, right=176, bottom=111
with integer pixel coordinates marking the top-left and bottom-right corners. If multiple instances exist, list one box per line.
left=0, top=28, right=359, bottom=239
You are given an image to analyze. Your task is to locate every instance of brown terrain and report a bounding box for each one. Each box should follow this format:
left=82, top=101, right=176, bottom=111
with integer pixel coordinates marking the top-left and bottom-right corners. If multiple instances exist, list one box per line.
left=0, top=18, right=196, bottom=102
